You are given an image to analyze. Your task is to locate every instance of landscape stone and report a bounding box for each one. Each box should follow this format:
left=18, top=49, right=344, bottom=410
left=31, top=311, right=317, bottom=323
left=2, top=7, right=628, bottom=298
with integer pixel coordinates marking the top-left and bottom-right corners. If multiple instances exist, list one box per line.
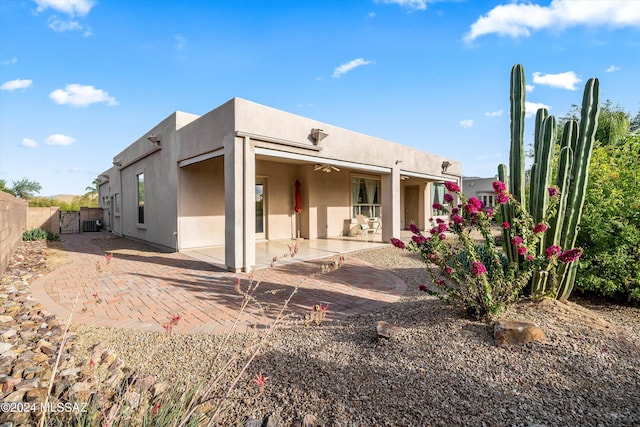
left=494, top=319, right=547, bottom=347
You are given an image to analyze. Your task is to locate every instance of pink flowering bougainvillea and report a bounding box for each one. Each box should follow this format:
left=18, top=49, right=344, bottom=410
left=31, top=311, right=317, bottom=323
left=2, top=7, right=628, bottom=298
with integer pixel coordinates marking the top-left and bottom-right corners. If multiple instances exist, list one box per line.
left=390, top=178, right=586, bottom=319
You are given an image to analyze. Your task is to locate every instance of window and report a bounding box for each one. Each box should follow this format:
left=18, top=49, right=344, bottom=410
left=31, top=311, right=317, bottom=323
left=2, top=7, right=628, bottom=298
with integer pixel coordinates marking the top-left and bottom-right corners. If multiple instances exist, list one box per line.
left=432, top=182, right=445, bottom=216
left=137, top=173, right=145, bottom=224
left=114, top=193, right=121, bottom=215
left=481, top=194, right=494, bottom=208
left=352, top=177, right=381, bottom=218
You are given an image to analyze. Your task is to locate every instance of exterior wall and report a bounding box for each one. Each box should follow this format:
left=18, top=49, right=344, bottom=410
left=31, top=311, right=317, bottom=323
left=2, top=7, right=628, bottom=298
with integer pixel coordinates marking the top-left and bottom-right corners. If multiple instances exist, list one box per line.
left=255, top=159, right=299, bottom=240
left=100, top=111, right=199, bottom=250
left=178, top=157, right=225, bottom=249
left=97, top=97, right=461, bottom=271
left=0, top=192, right=27, bottom=274
left=233, top=98, right=462, bottom=179
left=27, top=206, right=60, bottom=233
left=463, top=176, right=498, bottom=209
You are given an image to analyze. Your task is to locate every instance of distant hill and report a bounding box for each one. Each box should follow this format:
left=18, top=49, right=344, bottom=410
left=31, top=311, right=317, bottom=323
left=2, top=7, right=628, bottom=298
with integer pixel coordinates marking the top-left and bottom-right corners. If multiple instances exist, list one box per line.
left=49, top=194, right=80, bottom=202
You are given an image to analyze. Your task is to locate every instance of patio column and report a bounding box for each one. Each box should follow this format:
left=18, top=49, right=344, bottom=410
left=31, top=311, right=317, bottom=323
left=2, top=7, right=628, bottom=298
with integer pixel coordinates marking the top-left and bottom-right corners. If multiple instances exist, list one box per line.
left=381, top=165, right=401, bottom=242
left=243, top=137, right=256, bottom=272
left=224, top=136, right=244, bottom=272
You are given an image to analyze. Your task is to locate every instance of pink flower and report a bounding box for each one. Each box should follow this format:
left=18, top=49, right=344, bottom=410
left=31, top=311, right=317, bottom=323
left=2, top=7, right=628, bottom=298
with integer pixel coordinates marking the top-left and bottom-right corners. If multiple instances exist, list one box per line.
left=444, top=266, right=453, bottom=275
left=429, top=227, right=438, bottom=235
left=517, top=245, right=527, bottom=255
left=436, top=279, right=445, bottom=286
left=412, top=234, right=427, bottom=244
left=485, top=209, right=493, bottom=217
left=533, top=223, right=548, bottom=234
left=391, top=238, right=405, bottom=249
left=470, top=261, right=487, bottom=277
left=436, top=218, right=445, bottom=224
left=451, top=214, right=464, bottom=225
left=548, top=187, right=559, bottom=197
left=511, top=236, right=523, bottom=246
left=559, top=248, right=583, bottom=263
left=545, top=245, right=562, bottom=259
left=496, top=193, right=509, bottom=204
left=444, top=181, right=461, bottom=193
left=438, top=233, right=447, bottom=240
left=492, top=181, right=507, bottom=193
left=437, top=223, right=448, bottom=233
left=253, top=372, right=269, bottom=388
left=444, top=193, right=454, bottom=203
left=451, top=208, right=459, bottom=214
left=526, top=254, right=534, bottom=261
left=464, top=198, right=483, bottom=214
left=418, top=284, right=428, bottom=292
left=502, top=222, right=511, bottom=229
left=409, top=223, right=420, bottom=234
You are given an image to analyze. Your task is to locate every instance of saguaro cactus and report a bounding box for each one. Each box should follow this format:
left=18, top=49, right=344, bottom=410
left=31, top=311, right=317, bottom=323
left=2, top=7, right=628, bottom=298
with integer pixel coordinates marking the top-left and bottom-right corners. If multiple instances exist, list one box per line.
left=500, top=64, right=600, bottom=301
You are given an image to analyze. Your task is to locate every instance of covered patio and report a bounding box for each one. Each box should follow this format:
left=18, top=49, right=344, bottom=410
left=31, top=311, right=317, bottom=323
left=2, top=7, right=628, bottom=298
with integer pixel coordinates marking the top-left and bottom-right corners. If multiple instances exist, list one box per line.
left=180, top=232, right=413, bottom=271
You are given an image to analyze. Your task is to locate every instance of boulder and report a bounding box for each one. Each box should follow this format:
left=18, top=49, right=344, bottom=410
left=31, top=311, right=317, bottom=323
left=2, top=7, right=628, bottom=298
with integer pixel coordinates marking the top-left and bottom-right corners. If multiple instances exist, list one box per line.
left=494, top=319, right=546, bottom=347
left=376, top=321, right=404, bottom=339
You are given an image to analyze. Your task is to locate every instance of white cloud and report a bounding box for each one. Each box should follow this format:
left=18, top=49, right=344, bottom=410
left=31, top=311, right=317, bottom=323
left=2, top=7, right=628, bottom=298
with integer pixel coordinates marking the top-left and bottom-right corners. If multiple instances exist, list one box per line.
left=532, top=71, right=581, bottom=90
left=45, top=134, right=76, bottom=146
left=22, top=138, right=38, bottom=148
left=0, top=79, right=33, bottom=91
left=526, top=84, right=535, bottom=92
left=47, top=16, right=91, bottom=35
left=525, top=101, right=550, bottom=118
left=2, top=57, right=18, bottom=65
left=375, top=0, right=428, bottom=11
left=606, top=65, right=620, bottom=73
left=333, top=58, right=373, bottom=78
left=465, top=0, right=640, bottom=42
left=34, top=0, right=95, bottom=17
left=485, top=110, right=503, bottom=118
left=459, top=119, right=474, bottom=128
left=49, top=84, right=117, bottom=107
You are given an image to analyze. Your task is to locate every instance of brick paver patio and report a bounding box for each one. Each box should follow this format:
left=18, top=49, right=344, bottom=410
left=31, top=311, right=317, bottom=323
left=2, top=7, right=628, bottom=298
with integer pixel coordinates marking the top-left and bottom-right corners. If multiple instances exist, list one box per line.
left=30, top=234, right=407, bottom=334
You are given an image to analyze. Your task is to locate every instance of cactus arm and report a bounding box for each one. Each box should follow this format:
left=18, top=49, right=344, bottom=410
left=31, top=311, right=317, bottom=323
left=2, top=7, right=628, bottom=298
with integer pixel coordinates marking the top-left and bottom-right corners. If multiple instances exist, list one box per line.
left=546, top=120, right=577, bottom=250
left=557, top=78, right=600, bottom=299
left=530, top=108, right=549, bottom=216
left=510, top=64, right=526, bottom=204
left=498, top=164, right=518, bottom=264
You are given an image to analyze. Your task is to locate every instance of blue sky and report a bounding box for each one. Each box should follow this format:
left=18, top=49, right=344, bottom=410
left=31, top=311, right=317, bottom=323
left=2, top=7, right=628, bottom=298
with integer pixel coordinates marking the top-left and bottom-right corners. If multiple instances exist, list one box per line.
left=1, top=0, right=639, bottom=196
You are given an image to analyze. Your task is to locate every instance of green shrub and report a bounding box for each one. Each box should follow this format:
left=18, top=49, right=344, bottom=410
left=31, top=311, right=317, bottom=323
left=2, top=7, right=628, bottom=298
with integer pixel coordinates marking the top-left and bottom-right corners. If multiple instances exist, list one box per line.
left=575, top=137, right=640, bottom=302
left=23, top=228, right=60, bottom=241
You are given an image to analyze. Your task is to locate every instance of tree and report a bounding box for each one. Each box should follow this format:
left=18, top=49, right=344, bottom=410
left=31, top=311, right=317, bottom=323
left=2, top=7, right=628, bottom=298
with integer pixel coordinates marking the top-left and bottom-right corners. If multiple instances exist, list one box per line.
left=9, top=178, right=42, bottom=199
left=0, top=179, right=16, bottom=196
left=575, top=133, right=640, bottom=301
left=84, top=178, right=100, bottom=200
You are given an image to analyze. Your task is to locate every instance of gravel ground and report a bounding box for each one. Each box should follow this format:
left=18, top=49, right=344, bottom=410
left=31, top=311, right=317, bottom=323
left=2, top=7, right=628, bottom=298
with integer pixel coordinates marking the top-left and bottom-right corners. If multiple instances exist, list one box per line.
left=67, top=245, right=640, bottom=426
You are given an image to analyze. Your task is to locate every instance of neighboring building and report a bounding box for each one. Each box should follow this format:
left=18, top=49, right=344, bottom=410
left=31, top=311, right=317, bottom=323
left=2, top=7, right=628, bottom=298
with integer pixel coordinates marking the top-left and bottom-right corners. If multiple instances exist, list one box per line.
left=97, top=98, right=461, bottom=272
left=462, top=176, right=498, bottom=209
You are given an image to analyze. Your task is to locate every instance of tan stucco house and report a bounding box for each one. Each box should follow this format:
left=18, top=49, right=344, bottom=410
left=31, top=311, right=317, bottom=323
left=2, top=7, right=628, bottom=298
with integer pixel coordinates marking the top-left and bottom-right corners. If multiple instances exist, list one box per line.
left=97, top=98, right=461, bottom=272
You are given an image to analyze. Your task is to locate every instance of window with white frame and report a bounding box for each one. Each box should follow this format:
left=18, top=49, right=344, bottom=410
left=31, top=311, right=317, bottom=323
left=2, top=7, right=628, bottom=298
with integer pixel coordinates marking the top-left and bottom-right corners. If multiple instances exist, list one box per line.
left=432, top=182, right=446, bottom=215
left=137, top=173, right=145, bottom=224
left=114, top=193, right=121, bottom=215
left=352, top=177, right=381, bottom=218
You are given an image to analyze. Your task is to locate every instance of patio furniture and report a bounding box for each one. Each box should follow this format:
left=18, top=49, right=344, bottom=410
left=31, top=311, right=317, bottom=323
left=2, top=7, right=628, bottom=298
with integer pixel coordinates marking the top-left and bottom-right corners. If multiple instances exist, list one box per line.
left=356, top=214, right=376, bottom=241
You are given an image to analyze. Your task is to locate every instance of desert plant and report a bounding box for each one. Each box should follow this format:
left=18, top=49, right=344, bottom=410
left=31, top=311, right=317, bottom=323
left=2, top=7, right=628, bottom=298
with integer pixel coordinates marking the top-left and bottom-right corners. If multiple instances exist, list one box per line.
left=23, top=227, right=59, bottom=241
left=393, top=180, right=557, bottom=319
left=500, top=64, right=600, bottom=301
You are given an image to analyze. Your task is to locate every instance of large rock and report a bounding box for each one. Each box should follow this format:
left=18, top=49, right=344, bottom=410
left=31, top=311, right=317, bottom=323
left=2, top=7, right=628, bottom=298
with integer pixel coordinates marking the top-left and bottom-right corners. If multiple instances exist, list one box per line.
left=494, top=319, right=546, bottom=347
left=376, top=321, right=404, bottom=339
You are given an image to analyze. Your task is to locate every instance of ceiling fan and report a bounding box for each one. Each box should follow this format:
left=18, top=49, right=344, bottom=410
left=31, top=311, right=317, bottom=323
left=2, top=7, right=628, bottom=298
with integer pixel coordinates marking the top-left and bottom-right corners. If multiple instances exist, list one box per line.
left=314, top=164, right=340, bottom=173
